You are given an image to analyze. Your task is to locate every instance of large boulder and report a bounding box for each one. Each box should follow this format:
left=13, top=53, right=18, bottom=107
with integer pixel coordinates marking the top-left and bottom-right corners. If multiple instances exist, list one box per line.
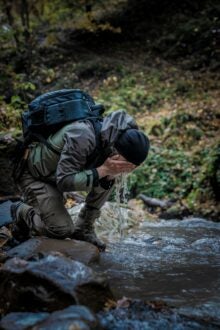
left=0, top=305, right=101, bottom=330
left=0, top=255, right=114, bottom=314
left=2, top=237, right=99, bottom=265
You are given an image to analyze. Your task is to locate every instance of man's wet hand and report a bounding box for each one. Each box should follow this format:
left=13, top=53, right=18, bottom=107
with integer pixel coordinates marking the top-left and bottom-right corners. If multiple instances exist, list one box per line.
left=96, top=155, right=136, bottom=178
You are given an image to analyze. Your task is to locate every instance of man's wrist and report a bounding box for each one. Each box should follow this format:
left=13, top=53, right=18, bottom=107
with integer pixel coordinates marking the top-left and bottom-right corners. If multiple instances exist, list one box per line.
left=96, top=166, right=107, bottom=179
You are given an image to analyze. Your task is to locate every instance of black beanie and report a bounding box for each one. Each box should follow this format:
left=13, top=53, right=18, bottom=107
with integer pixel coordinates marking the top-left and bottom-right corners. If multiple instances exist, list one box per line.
left=115, top=129, right=150, bottom=165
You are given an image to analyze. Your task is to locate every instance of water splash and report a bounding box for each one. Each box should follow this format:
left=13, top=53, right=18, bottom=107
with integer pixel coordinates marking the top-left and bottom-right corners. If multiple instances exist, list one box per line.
left=114, top=174, right=129, bottom=238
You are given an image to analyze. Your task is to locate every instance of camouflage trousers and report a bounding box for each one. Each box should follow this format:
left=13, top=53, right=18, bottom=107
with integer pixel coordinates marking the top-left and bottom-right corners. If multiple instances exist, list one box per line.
left=16, top=171, right=112, bottom=239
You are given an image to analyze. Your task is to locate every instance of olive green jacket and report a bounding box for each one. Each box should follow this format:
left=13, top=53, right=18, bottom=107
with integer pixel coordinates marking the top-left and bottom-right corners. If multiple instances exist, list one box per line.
left=27, top=110, right=138, bottom=208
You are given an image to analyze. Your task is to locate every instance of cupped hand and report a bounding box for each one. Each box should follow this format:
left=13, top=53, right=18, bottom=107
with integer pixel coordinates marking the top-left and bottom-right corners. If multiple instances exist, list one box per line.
left=97, top=155, right=136, bottom=178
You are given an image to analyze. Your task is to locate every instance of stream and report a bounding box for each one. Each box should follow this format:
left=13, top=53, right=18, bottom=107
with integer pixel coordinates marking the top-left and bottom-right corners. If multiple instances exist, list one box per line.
left=93, top=217, right=220, bottom=322
left=1, top=200, right=220, bottom=328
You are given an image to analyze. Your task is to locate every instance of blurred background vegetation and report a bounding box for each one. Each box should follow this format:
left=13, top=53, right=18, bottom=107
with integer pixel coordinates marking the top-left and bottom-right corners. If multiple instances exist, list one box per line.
left=0, top=0, right=219, bottom=219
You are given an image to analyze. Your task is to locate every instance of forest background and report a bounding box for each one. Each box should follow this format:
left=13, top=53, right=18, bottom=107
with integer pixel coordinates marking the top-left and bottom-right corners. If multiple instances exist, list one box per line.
left=0, top=0, right=219, bottom=219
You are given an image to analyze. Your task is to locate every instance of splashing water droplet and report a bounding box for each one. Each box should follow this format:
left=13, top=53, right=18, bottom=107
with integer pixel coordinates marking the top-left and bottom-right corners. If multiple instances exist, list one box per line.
left=114, top=174, right=129, bottom=238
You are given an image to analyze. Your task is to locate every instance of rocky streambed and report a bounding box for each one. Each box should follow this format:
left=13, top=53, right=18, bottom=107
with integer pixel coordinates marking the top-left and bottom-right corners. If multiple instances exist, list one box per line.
left=0, top=201, right=220, bottom=329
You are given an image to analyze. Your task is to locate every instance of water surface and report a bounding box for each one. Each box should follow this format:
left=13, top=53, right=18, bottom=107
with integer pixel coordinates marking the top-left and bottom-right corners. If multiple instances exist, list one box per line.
left=93, top=217, right=220, bottom=321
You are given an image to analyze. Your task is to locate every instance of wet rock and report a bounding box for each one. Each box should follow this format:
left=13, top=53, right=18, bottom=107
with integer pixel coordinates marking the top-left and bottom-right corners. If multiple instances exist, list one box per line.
left=0, top=306, right=101, bottom=330
left=33, top=305, right=101, bottom=330
left=0, top=312, right=49, bottom=330
left=0, top=201, right=13, bottom=227
left=2, top=237, right=99, bottom=264
left=0, top=255, right=114, bottom=314
left=97, top=299, right=219, bottom=330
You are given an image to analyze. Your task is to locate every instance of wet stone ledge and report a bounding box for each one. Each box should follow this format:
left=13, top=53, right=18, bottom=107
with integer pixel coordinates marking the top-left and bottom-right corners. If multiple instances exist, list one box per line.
left=0, top=254, right=114, bottom=315
left=0, top=237, right=100, bottom=265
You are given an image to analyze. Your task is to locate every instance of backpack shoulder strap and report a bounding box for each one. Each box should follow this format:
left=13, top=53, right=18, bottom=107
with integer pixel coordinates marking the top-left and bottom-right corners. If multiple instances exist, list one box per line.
left=86, top=117, right=111, bottom=167
left=88, top=118, right=102, bottom=151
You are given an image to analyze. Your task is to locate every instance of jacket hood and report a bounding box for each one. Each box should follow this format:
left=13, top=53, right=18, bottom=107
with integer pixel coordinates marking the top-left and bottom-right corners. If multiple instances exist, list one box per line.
left=101, top=110, right=138, bottom=149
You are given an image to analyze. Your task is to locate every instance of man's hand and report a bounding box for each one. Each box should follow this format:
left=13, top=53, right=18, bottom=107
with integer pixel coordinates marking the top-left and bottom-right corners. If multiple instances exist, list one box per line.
left=96, top=154, right=136, bottom=179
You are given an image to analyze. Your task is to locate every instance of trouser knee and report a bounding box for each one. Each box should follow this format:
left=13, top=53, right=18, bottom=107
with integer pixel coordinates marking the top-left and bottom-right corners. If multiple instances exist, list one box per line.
left=46, top=222, right=74, bottom=239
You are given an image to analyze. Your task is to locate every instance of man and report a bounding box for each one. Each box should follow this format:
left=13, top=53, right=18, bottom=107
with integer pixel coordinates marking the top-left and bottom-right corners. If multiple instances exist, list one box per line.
left=11, top=110, right=149, bottom=251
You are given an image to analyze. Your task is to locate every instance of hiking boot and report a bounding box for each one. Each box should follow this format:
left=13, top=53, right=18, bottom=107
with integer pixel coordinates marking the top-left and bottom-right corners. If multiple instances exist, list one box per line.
left=10, top=202, right=31, bottom=241
left=72, top=206, right=106, bottom=252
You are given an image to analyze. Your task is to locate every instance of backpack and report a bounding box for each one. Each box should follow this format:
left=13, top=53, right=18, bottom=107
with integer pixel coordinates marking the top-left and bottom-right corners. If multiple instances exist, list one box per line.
left=22, top=88, right=104, bottom=140
left=13, top=89, right=105, bottom=181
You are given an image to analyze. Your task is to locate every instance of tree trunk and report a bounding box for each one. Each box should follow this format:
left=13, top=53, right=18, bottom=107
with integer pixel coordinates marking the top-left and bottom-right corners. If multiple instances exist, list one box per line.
left=3, top=0, right=20, bottom=49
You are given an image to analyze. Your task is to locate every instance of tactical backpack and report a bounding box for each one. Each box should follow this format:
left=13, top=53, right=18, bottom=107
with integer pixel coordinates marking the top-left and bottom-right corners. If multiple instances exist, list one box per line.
left=13, top=89, right=105, bottom=181
left=22, top=89, right=104, bottom=139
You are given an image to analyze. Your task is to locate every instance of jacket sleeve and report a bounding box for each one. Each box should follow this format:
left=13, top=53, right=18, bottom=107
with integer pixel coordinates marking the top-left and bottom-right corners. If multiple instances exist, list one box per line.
left=56, top=122, right=98, bottom=192
left=85, top=181, right=115, bottom=210
left=56, top=121, right=115, bottom=210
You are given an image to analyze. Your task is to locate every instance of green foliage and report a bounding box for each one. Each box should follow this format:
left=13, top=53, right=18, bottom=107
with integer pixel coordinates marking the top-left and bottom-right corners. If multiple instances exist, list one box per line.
left=10, top=95, right=24, bottom=108
left=0, top=72, right=36, bottom=131
left=0, top=24, right=15, bottom=49
left=98, top=71, right=177, bottom=114
left=127, top=141, right=220, bottom=216
left=0, top=100, right=22, bottom=131
left=128, top=146, right=194, bottom=199
left=187, top=144, right=220, bottom=207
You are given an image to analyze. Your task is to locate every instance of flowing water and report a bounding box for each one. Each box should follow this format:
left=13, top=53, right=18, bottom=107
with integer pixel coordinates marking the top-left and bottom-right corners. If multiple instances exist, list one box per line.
left=93, top=217, right=220, bottom=323
left=114, top=174, right=129, bottom=238
left=1, top=199, right=220, bottom=327
left=68, top=187, right=220, bottom=324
